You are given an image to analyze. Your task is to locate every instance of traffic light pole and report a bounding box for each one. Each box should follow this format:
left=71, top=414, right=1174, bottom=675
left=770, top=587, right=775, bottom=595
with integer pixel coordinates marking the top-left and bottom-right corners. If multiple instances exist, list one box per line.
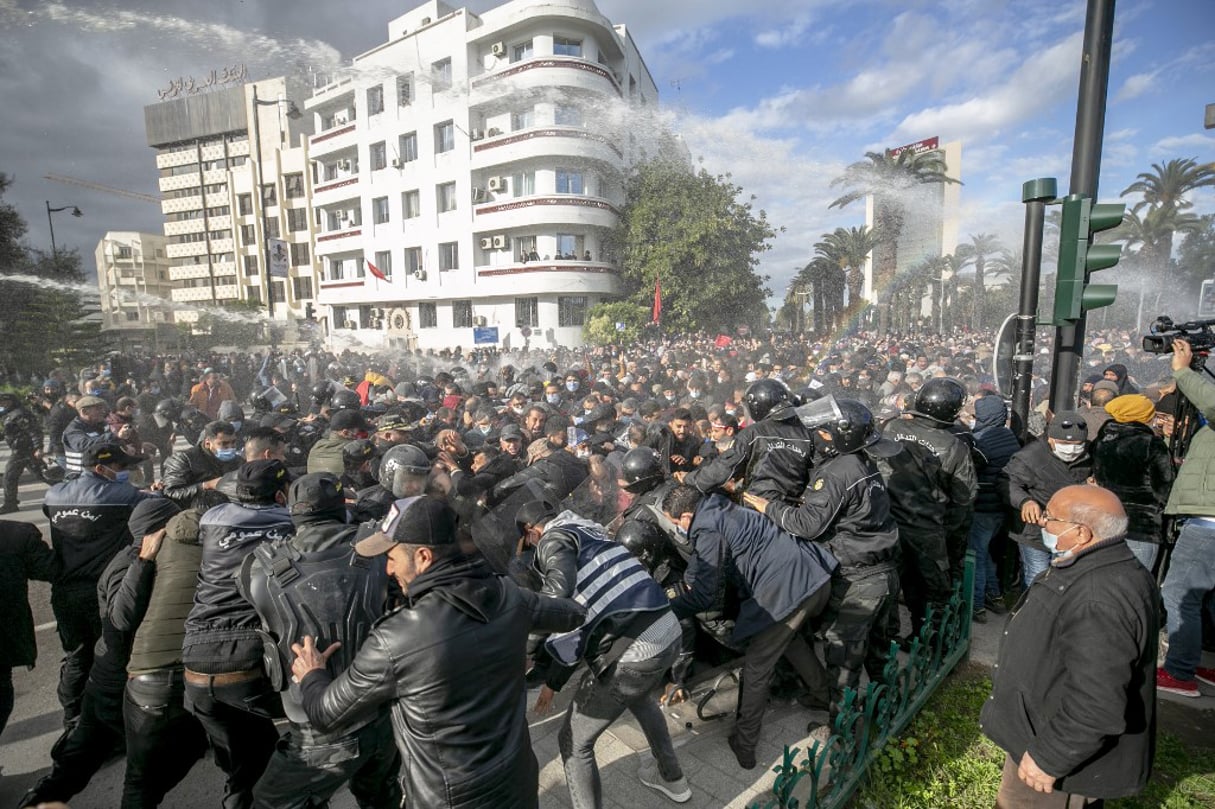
left=1048, top=0, right=1116, bottom=415
left=1013, top=178, right=1057, bottom=440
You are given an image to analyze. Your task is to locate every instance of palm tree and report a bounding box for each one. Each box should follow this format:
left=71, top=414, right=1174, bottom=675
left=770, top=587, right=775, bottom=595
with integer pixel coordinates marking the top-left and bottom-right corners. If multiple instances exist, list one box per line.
left=830, top=149, right=960, bottom=333
left=798, top=257, right=845, bottom=335
left=1121, top=157, right=1215, bottom=266
left=956, top=233, right=1003, bottom=331
left=816, top=225, right=878, bottom=315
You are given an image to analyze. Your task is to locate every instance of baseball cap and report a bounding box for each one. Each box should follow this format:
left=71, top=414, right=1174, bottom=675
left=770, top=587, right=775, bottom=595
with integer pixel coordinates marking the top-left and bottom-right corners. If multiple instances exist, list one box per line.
left=1047, top=411, right=1088, bottom=442
left=76, top=395, right=109, bottom=410
left=342, top=438, right=378, bottom=464
left=236, top=459, right=290, bottom=500
left=499, top=423, right=524, bottom=441
left=84, top=443, right=147, bottom=467
left=127, top=498, right=181, bottom=539
left=288, top=472, right=346, bottom=516
left=354, top=496, right=456, bottom=556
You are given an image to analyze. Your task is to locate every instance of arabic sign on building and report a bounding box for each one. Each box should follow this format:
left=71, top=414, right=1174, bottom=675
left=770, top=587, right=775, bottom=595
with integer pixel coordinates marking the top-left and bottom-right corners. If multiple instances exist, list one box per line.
left=268, top=238, right=290, bottom=278
left=887, top=136, right=940, bottom=158
left=157, top=64, right=249, bottom=100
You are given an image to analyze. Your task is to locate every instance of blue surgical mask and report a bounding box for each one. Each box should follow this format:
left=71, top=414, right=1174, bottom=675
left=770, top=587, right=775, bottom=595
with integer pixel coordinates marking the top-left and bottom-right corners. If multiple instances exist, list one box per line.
left=1040, top=525, right=1078, bottom=560
left=565, top=381, right=579, bottom=392
left=689, top=390, right=703, bottom=399
left=546, top=393, right=561, bottom=405
left=113, top=470, right=131, bottom=485
left=479, top=425, right=492, bottom=435
left=215, top=447, right=239, bottom=462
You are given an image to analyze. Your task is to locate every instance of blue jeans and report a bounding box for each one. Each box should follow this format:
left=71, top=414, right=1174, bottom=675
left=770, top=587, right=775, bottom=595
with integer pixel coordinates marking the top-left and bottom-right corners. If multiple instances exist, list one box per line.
left=1020, top=544, right=1051, bottom=588
left=968, top=511, right=1004, bottom=604
left=1125, top=539, right=1158, bottom=572
left=1162, top=519, right=1215, bottom=681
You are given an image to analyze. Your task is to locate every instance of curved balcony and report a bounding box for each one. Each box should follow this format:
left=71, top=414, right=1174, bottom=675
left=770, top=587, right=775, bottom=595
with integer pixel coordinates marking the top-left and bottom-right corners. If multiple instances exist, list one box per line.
left=309, top=122, right=358, bottom=156
left=473, top=261, right=620, bottom=297
left=473, top=195, right=619, bottom=230
left=471, top=57, right=621, bottom=104
left=472, top=126, right=622, bottom=172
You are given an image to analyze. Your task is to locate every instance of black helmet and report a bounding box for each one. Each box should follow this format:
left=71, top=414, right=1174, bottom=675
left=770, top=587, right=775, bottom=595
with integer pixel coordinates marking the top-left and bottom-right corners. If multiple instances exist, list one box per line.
left=813, top=399, right=880, bottom=458
left=248, top=393, right=272, bottom=414
left=331, top=389, right=361, bottom=411
left=311, top=382, right=334, bottom=406
left=744, top=378, right=792, bottom=422
left=379, top=443, right=430, bottom=480
left=911, top=378, right=966, bottom=424
left=616, top=519, right=670, bottom=574
left=0, top=392, right=20, bottom=413
left=621, top=447, right=664, bottom=494
left=154, top=398, right=183, bottom=420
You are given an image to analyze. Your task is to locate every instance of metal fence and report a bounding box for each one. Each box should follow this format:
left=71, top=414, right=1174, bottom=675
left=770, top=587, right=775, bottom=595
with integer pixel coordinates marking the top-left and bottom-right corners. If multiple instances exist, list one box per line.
left=753, top=551, right=976, bottom=809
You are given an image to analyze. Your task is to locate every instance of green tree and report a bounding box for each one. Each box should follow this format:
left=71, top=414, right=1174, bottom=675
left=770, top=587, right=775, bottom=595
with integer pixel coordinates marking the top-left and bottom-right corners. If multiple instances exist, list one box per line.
left=1176, top=214, right=1215, bottom=295
left=605, top=160, right=776, bottom=334
left=829, top=150, right=960, bottom=333
left=582, top=301, right=649, bottom=346
left=956, top=233, right=1002, bottom=330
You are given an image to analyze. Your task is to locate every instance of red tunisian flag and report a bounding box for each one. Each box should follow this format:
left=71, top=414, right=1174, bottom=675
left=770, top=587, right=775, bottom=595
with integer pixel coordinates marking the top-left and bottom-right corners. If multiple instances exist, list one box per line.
left=366, top=258, right=388, bottom=282
left=652, top=277, right=662, bottom=324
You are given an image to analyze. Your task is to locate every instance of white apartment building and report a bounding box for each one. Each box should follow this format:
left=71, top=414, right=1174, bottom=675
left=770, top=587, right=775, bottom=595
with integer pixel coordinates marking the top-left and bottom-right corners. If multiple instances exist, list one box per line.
left=306, top=0, right=658, bottom=350
left=144, top=77, right=319, bottom=327
left=95, top=231, right=176, bottom=336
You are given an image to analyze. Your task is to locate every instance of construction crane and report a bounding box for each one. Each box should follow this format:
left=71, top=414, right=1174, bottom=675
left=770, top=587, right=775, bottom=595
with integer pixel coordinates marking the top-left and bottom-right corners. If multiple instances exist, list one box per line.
left=43, top=173, right=160, bottom=204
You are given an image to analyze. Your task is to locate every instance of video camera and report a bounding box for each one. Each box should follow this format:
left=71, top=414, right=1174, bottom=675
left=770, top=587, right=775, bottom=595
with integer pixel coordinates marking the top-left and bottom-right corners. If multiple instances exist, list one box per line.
left=1141, top=316, right=1215, bottom=356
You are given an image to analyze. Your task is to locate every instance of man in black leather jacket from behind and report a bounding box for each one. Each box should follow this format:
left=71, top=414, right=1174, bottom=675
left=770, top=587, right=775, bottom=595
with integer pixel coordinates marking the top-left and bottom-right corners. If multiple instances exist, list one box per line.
left=292, top=496, right=586, bottom=809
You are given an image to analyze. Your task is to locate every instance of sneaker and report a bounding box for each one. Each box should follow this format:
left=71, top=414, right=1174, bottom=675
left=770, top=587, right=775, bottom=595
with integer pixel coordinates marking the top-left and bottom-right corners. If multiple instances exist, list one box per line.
left=727, top=733, right=756, bottom=770
left=1195, top=667, right=1215, bottom=688
left=972, top=608, right=987, bottom=624
left=639, top=761, right=692, bottom=803
left=1156, top=667, right=1200, bottom=698
left=984, top=594, right=1008, bottom=615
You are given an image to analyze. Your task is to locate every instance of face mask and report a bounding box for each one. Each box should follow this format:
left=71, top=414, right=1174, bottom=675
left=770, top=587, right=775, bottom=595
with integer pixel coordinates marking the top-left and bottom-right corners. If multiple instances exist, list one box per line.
left=1052, top=443, right=1085, bottom=462
left=230, top=420, right=242, bottom=432
left=1040, top=525, right=1078, bottom=560
left=689, top=390, right=702, bottom=399
left=566, top=381, right=579, bottom=392
left=149, top=386, right=161, bottom=395
left=112, top=470, right=131, bottom=485
left=576, top=448, right=590, bottom=459
left=215, top=447, right=239, bottom=462
left=511, top=406, right=525, bottom=415
left=546, top=393, right=561, bottom=405
left=479, top=425, right=492, bottom=435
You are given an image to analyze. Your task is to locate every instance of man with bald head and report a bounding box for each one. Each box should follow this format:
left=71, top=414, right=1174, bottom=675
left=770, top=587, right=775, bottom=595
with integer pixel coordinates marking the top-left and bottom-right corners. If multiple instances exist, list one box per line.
left=980, top=484, right=1158, bottom=807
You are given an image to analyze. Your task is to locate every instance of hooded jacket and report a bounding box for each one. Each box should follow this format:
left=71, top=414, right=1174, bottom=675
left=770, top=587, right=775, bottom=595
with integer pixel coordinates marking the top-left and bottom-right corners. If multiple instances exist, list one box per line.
left=972, top=397, right=1022, bottom=513
left=1092, top=420, right=1173, bottom=543
left=299, top=556, right=586, bottom=809
left=1164, top=366, right=1215, bottom=518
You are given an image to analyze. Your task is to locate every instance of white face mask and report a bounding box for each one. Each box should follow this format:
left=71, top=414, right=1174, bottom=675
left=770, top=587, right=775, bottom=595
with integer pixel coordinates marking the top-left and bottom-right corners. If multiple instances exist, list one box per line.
left=1051, top=442, right=1085, bottom=462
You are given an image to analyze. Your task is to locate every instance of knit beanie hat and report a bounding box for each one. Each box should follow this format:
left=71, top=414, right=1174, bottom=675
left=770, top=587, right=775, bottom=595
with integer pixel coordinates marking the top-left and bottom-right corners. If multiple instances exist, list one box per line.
left=1105, top=394, right=1155, bottom=424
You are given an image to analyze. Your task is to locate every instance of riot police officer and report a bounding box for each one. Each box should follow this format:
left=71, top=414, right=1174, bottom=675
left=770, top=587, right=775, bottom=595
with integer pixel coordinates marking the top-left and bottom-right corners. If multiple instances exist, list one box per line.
left=0, top=392, right=44, bottom=513
left=351, top=443, right=432, bottom=522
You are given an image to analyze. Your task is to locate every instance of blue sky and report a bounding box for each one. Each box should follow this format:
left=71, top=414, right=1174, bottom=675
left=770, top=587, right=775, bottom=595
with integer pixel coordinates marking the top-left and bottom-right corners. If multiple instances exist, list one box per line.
left=1, top=0, right=1213, bottom=305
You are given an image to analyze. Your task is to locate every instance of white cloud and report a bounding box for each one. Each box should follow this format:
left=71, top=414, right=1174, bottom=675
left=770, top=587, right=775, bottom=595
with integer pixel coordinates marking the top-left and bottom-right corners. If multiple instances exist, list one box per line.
left=755, top=15, right=812, bottom=49
left=1114, top=70, right=1157, bottom=102
left=1150, top=133, right=1215, bottom=156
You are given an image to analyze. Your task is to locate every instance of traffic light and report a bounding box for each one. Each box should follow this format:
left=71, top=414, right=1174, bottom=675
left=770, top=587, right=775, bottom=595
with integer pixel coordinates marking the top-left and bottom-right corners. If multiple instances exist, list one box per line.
left=1052, top=194, right=1126, bottom=324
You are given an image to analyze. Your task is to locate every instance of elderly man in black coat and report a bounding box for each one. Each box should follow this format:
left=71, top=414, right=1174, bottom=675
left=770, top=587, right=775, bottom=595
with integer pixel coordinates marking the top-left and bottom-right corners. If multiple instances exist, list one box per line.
left=980, top=485, right=1158, bottom=806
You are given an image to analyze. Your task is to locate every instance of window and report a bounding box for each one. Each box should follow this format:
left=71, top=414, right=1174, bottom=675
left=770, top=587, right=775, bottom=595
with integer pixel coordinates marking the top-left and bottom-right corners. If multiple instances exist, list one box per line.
left=261, top=184, right=277, bottom=206
left=453, top=300, right=473, bottom=328
left=436, top=182, right=457, bottom=213
left=399, top=132, right=418, bottom=163
left=292, top=277, right=313, bottom=299
left=326, top=210, right=343, bottom=231
left=514, top=296, right=539, bottom=328
left=555, top=104, right=582, bottom=127
left=511, top=41, right=533, bottom=62
left=116, top=245, right=132, bottom=259
left=373, top=250, right=392, bottom=279
left=431, top=58, right=452, bottom=90
left=244, top=255, right=260, bottom=276
left=419, top=302, right=437, bottom=328
left=286, top=208, right=308, bottom=233
left=270, top=281, right=286, bottom=304
left=397, top=74, right=413, bottom=106
left=511, top=108, right=533, bottom=130
left=327, top=257, right=345, bottom=281
left=367, top=85, right=384, bottom=116
left=284, top=173, right=304, bottom=199
left=402, top=190, right=421, bottom=219
left=553, top=36, right=582, bottom=57
left=404, top=247, right=422, bottom=274
left=372, top=196, right=390, bottom=224
left=240, top=224, right=256, bottom=243
left=290, top=242, right=310, bottom=265
left=238, top=194, right=253, bottom=216
left=435, top=121, right=455, bottom=154
left=125, top=310, right=141, bottom=322
left=264, top=219, right=280, bottom=239
left=559, top=295, right=588, bottom=327
left=370, top=141, right=387, bottom=171
left=438, top=242, right=458, bottom=271
left=556, top=233, right=585, bottom=258
left=556, top=169, right=584, bottom=194
left=246, top=286, right=262, bottom=303
left=512, top=171, right=535, bottom=197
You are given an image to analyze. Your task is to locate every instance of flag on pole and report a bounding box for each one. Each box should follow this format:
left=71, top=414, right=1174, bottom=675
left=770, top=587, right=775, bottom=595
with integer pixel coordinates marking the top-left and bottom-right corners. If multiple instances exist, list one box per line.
left=366, top=258, right=388, bottom=282
left=652, top=277, right=662, bottom=324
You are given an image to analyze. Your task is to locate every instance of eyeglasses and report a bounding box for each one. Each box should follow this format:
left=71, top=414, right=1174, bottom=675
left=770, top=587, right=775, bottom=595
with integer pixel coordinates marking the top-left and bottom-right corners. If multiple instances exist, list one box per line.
left=1040, top=511, right=1083, bottom=528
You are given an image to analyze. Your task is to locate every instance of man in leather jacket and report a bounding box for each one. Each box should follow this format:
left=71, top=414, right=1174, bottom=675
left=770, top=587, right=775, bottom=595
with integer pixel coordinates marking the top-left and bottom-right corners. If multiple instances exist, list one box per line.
left=161, top=420, right=242, bottom=507
left=292, top=496, right=586, bottom=809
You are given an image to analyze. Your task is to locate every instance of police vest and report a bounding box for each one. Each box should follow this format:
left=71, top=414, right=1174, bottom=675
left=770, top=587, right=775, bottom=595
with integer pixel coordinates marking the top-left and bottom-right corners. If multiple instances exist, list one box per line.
left=239, top=535, right=387, bottom=724
left=543, top=523, right=669, bottom=666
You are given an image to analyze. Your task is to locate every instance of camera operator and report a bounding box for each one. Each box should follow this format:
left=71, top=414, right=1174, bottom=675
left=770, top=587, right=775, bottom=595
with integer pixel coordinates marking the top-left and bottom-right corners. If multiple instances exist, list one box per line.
left=1156, top=338, right=1215, bottom=698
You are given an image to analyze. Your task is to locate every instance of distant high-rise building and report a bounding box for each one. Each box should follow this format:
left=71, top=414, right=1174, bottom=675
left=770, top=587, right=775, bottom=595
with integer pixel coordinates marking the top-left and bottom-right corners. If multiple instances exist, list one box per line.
left=95, top=231, right=176, bottom=337
left=144, top=76, right=318, bottom=327
left=306, top=0, right=659, bottom=350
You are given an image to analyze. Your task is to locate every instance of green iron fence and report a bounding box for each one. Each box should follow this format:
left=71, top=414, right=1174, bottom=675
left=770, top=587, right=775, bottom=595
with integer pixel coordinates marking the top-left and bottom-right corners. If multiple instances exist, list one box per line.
left=753, top=551, right=976, bottom=809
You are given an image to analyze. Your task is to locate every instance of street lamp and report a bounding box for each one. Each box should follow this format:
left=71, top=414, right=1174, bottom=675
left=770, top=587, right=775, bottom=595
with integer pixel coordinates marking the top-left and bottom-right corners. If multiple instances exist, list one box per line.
left=250, top=85, right=301, bottom=320
left=46, top=201, right=83, bottom=257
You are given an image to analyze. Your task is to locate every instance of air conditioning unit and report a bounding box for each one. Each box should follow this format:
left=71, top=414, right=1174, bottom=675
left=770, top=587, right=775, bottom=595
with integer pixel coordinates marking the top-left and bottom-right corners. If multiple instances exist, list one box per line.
left=370, top=307, right=384, bottom=318
left=421, top=16, right=431, bottom=25
left=479, top=236, right=493, bottom=249
left=335, top=114, right=348, bottom=125
left=470, top=129, right=485, bottom=141
left=491, top=42, right=506, bottom=57
left=391, top=158, right=403, bottom=169
left=337, top=159, right=351, bottom=171
left=473, top=315, right=488, bottom=327
left=492, top=234, right=506, bottom=249
left=413, top=269, right=427, bottom=281
left=472, top=187, right=487, bottom=203
left=486, top=127, right=502, bottom=137
left=487, top=176, right=504, bottom=192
